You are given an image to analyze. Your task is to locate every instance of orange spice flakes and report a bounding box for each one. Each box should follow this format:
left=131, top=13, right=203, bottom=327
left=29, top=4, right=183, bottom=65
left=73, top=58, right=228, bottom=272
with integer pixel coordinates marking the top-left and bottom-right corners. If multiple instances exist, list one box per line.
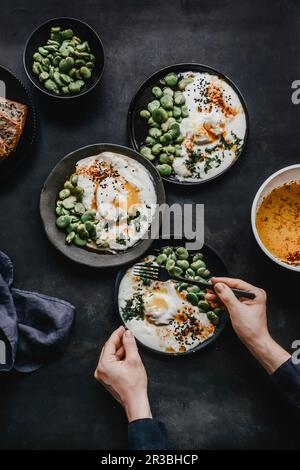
left=76, top=160, right=119, bottom=183
left=205, top=82, right=237, bottom=117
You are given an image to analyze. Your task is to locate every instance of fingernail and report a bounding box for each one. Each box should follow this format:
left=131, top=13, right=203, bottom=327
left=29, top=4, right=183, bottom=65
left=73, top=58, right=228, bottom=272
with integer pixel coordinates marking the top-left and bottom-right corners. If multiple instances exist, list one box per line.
left=215, top=283, right=225, bottom=293
left=125, top=329, right=133, bottom=338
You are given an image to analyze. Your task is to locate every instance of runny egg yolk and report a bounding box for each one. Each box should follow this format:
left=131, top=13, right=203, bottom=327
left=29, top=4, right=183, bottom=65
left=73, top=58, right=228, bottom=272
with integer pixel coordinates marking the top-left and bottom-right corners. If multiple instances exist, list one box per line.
left=148, top=295, right=169, bottom=311
left=113, top=182, right=141, bottom=213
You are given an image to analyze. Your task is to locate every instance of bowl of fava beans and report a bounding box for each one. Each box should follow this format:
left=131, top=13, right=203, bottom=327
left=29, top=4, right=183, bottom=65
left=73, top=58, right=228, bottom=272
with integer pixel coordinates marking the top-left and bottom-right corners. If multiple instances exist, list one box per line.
left=23, top=17, right=104, bottom=99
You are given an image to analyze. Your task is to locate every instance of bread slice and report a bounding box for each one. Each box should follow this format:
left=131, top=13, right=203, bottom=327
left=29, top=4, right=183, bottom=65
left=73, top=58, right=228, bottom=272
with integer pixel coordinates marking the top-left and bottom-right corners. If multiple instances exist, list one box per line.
left=0, top=98, right=27, bottom=158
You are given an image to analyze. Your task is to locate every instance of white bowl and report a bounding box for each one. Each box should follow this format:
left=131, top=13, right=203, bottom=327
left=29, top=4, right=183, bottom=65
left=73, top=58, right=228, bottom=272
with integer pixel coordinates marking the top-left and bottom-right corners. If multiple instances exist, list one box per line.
left=251, top=164, right=300, bottom=272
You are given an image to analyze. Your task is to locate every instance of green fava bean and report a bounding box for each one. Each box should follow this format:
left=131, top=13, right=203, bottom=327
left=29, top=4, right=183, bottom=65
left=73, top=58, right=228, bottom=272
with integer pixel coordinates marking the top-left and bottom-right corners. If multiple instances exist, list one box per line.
left=175, top=134, right=184, bottom=144
left=176, top=247, right=189, bottom=260
left=172, top=106, right=181, bottom=119
left=202, top=269, right=211, bottom=279
left=59, top=188, right=71, bottom=199
left=164, top=72, right=178, bottom=87
left=186, top=292, right=199, bottom=306
left=149, top=127, right=162, bottom=139
left=166, top=258, right=175, bottom=270
left=160, top=94, right=173, bottom=110
left=162, top=246, right=173, bottom=256
left=140, top=146, right=154, bottom=160
left=38, top=47, right=49, bottom=56
left=159, top=153, right=170, bottom=164
left=169, top=122, right=180, bottom=136
left=56, top=206, right=62, bottom=216
left=196, top=267, right=207, bottom=277
left=148, top=117, right=159, bottom=128
left=187, top=285, right=200, bottom=293
left=145, top=136, right=157, bottom=146
left=33, top=52, right=43, bottom=63
left=152, top=143, right=163, bottom=155
left=62, top=86, right=70, bottom=94
left=168, top=253, right=177, bottom=261
left=147, top=100, right=160, bottom=113
left=77, top=223, right=89, bottom=239
left=174, top=92, right=186, bottom=105
left=60, top=73, right=72, bottom=84
left=162, top=87, right=174, bottom=96
left=72, top=185, right=84, bottom=200
left=61, top=29, right=74, bottom=40
left=56, top=215, right=71, bottom=229
left=176, top=259, right=189, bottom=270
left=140, top=109, right=151, bottom=119
left=70, top=174, right=78, bottom=185
left=53, top=71, right=64, bottom=87
left=74, top=202, right=85, bottom=215
left=85, top=220, right=96, bottom=235
left=68, top=81, right=82, bottom=94
left=74, top=234, right=87, bottom=247
left=80, top=66, right=92, bottom=80
left=174, top=145, right=182, bottom=158
left=193, top=253, right=204, bottom=262
left=178, top=282, right=188, bottom=292
left=181, top=105, right=189, bottom=118
left=66, top=231, right=76, bottom=244
left=156, top=254, right=167, bottom=265
left=198, top=300, right=210, bottom=312
left=186, top=268, right=195, bottom=278
left=81, top=210, right=96, bottom=223
left=170, top=266, right=183, bottom=277
left=207, top=311, right=220, bottom=325
left=32, top=62, right=42, bottom=75
left=191, top=260, right=205, bottom=271
left=152, top=107, right=168, bottom=124
left=165, top=144, right=175, bottom=155
left=159, top=133, right=172, bottom=146
left=157, top=163, right=172, bottom=177
left=44, top=79, right=58, bottom=93
left=178, top=77, right=193, bottom=90
left=39, top=71, right=49, bottom=82
left=62, top=196, right=77, bottom=209
left=152, top=86, right=162, bottom=98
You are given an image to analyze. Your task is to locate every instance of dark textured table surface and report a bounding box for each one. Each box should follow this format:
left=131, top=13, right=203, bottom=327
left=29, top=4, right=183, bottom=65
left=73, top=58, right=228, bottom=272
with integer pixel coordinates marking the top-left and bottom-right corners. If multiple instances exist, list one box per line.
left=0, top=0, right=300, bottom=450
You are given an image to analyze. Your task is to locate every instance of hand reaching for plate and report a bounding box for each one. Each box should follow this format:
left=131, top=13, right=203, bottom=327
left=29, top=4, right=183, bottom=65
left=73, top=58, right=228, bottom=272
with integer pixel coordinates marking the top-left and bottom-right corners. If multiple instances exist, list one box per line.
left=206, top=277, right=291, bottom=374
left=94, top=326, right=152, bottom=422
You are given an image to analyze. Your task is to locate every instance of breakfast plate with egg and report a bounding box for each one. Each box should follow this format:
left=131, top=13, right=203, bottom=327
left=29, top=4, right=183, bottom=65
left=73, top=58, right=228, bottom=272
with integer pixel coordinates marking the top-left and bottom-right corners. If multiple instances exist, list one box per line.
left=40, top=143, right=165, bottom=268
left=116, top=240, right=228, bottom=355
left=128, top=63, right=249, bottom=185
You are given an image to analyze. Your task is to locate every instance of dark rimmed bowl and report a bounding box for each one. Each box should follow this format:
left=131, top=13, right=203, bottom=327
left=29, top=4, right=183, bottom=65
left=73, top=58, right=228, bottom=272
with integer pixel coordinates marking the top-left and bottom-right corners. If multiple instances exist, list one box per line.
left=115, top=237, right=228, bottom=357
left=23, top=17, right=104, bottom=100
left=40, top=143, right=166, bottom=268
left=0, top=66, right=36, bottom=179
left=127, top=63, right=249, bottom=186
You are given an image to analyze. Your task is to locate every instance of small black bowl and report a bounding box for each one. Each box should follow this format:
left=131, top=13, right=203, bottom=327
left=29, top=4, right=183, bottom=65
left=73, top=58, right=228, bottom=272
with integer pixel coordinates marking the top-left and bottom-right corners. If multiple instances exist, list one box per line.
left=115, top=237, right=228, bottom=357
left=23, top=17, right=104, bottom=100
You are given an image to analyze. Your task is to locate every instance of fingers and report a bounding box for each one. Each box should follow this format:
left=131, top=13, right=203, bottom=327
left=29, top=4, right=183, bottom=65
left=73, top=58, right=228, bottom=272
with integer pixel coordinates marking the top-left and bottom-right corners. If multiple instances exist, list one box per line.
left=213, top=282, right=240, bottom=310
left=116, top=345, right=125, bottom=360
left=212, top=277, right=266, bottom=301
left=102, top=326, right=125, bottom=358
left=122, top=329, right=140, bottom=363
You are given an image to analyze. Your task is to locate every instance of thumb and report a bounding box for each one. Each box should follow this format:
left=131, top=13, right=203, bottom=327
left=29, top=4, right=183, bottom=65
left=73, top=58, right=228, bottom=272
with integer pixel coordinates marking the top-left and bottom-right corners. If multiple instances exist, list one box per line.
left=123, top=329, right=139, bottom=362
left=214, top=282, right=239, bottom=311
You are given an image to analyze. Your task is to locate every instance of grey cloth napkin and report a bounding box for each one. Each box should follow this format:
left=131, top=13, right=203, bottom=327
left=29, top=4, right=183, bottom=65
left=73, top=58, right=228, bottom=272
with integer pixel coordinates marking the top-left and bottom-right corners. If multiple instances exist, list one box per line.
left=0, top=251, right=75, bottom=372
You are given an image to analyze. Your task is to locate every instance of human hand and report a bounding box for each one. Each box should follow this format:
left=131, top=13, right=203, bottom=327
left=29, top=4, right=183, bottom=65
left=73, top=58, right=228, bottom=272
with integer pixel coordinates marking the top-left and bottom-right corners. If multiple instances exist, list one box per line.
left=205, top=277, right=290, bottom=373
left=94, top=326, right=152, bottom=422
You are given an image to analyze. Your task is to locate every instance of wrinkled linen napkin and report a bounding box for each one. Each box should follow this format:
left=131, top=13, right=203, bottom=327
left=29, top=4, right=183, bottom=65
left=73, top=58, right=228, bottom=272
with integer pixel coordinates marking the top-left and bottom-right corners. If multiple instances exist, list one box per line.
left=0, top=251, right=75, bottom=372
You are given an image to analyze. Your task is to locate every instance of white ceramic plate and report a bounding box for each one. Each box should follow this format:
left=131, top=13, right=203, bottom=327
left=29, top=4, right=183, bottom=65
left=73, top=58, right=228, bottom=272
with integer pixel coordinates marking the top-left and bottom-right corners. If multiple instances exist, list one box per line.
left=251, top=164, right=300, bottom=272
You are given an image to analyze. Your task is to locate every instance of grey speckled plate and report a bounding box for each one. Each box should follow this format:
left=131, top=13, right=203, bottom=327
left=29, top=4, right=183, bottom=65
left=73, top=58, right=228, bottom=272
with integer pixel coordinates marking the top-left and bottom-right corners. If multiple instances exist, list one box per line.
left=40, top=143, right=166, bottom=268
